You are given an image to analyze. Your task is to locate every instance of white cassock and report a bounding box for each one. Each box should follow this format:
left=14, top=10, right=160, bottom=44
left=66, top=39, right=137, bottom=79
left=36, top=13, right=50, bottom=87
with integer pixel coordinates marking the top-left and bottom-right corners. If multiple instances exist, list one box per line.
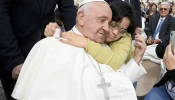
left=12, top=26, right=146, bottom=100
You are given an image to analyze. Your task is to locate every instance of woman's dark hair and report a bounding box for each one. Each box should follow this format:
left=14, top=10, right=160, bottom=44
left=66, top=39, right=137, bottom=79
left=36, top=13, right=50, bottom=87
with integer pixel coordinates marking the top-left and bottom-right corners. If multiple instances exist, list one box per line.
left=150, top=3, right=157, bottom=10
left=109, top=1, right=136, bottom=35
left=150, top=3, right=157, bottom=13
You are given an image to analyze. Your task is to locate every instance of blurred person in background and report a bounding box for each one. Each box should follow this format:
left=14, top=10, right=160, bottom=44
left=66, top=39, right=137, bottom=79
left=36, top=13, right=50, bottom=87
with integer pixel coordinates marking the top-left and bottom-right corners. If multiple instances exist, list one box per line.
left=144, top=3, right=158, bottom=34
left=170, top=5, right=175, bottom=17
left=145, top=3, right=158, bottom=24
left=144, top=3, right=150, bottom=12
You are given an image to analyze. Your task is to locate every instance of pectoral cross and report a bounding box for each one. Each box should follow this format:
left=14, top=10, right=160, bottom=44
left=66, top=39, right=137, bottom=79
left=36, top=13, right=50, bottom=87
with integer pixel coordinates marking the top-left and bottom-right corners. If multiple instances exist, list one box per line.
left=98, top=77, right=111, bottom=100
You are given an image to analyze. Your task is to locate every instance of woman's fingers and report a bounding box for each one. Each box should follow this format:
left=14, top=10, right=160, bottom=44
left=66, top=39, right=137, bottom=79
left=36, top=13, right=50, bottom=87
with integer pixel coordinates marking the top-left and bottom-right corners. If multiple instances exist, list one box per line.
left=60, top=33, right=77, bottom=46
left=60, top=38, right=72, bottom=45
left=135, top=36, right=144, bottom=43
left=135, top=34, right=146, bottom=50
left=61, top=32, right=75, bottom=40
left=60, top=32, right=87, bottom=48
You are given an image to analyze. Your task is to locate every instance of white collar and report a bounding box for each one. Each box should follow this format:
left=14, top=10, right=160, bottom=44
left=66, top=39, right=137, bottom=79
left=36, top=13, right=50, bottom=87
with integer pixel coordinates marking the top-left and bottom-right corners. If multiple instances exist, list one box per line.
left=160, top=17, right=166, bottom=21
left=71, top=26, right=83, bottom=36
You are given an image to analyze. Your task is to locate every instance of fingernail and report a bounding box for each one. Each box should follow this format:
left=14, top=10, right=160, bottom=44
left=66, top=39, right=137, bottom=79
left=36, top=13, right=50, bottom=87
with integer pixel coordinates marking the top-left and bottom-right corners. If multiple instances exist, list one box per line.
left=60, top=39, right=62, bottom=42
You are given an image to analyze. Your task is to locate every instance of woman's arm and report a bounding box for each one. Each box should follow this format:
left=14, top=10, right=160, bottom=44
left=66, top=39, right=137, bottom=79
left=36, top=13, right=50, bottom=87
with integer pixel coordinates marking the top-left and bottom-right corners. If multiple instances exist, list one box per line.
left=61, top=32, right=133, bottom=71
left=86, top=34, right=133, bottom=70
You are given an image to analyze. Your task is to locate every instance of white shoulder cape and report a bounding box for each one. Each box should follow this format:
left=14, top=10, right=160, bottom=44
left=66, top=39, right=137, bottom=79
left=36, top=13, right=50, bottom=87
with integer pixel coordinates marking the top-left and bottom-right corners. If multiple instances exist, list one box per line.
left=12, top=37, right=146, bottom=100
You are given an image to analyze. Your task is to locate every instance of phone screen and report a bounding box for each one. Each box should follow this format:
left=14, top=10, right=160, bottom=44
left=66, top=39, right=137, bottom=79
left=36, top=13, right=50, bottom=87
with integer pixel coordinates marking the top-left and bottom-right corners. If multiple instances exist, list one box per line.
left=170, top=31, right=175, bottom=54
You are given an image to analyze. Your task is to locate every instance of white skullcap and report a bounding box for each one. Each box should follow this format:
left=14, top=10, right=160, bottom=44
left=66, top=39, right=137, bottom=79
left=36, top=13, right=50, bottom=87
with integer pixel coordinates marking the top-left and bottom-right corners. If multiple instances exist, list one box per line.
left=79, top=0, right=106, bottom=8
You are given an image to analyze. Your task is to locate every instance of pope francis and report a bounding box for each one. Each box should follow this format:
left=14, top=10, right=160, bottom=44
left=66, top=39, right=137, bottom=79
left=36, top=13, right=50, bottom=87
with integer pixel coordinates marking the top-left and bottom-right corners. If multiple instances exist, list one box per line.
left=12, top=0, right=146, bottom=100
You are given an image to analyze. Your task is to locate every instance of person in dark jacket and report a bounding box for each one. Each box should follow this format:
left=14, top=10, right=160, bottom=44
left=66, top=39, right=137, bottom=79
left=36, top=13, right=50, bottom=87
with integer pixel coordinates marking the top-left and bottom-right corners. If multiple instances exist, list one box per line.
left=0, top=0, right=76, bottom=100
left=146, top=2, right=175, bottom=45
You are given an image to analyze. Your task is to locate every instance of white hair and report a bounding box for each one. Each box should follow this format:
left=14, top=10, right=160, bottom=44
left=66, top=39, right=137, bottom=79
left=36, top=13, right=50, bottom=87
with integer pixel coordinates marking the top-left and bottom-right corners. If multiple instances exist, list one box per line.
left=159, top=2, right=170, bottom=10
left=78, top=2, right=94, bottom=15
left=76, top=2, right=97, bottom=22
left=76, top=1, right=109, bottom=22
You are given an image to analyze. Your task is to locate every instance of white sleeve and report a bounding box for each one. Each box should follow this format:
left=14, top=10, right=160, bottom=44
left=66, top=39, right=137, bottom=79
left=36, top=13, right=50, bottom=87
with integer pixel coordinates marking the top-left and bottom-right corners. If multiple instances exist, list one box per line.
left=117, top=59, right=147, bottom=83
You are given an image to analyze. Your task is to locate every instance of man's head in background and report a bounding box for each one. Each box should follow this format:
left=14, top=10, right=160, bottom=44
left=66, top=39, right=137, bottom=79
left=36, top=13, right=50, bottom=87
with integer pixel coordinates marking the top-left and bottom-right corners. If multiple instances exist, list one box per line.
left=75, top=0, right=112, bottom=43
left=159, top=2, right=170, bottom=17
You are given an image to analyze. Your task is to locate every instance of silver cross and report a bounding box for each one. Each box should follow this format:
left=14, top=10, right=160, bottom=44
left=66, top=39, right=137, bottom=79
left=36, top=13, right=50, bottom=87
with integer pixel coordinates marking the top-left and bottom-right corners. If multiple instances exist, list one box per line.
left=98, top=77, right=111, bottom=100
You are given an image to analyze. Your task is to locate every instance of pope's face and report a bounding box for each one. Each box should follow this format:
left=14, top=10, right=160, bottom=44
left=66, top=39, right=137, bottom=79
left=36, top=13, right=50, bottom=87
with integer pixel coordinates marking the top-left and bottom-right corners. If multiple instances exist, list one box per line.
left=82, top=2, right=112, bottom=43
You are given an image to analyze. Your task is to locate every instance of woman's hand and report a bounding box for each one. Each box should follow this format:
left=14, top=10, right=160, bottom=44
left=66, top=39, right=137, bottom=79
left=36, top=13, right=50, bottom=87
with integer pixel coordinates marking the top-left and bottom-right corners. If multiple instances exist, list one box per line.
left=133, top=34, right=146, bottom=64
left=60, top=32, right=88, bottom=48
left=44, top=22, right=60, bottom=37
left=163, top=44, right=175, bottom=70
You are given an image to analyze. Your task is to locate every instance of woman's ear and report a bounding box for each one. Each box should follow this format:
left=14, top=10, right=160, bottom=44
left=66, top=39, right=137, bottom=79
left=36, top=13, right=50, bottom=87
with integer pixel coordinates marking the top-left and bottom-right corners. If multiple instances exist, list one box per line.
left=77, top=11, right=85, bottom=26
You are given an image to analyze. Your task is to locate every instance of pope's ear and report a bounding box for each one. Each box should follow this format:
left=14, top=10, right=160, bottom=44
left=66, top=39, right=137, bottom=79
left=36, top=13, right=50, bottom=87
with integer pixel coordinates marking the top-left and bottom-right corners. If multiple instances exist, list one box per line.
left=77, top=11, right=85, bottom=26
